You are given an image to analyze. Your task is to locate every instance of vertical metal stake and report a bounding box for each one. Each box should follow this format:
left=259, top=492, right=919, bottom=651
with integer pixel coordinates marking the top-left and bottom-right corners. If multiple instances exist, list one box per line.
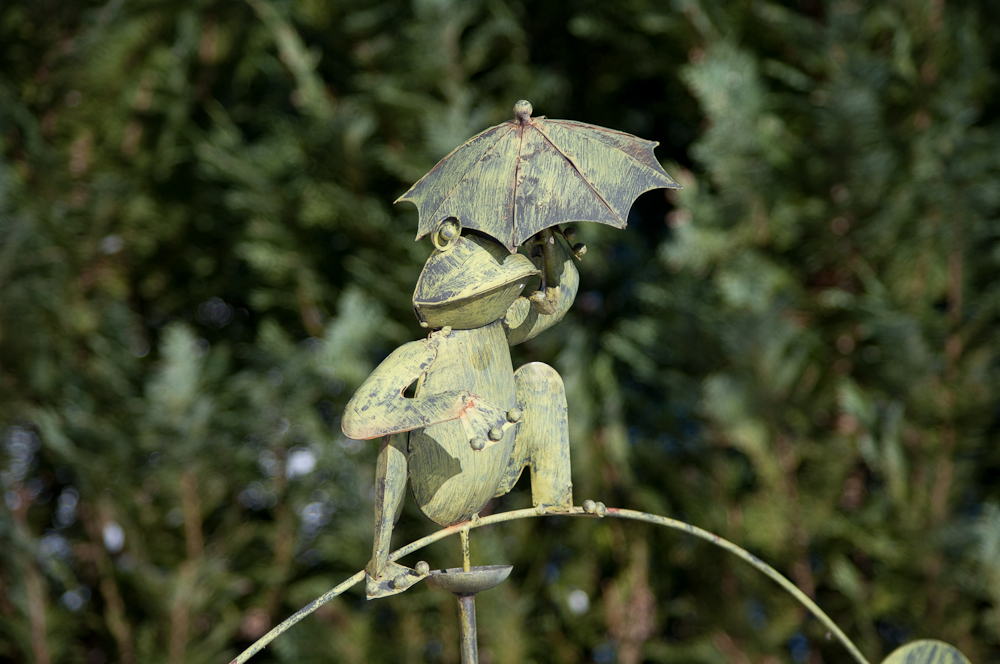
left=457, top=594, right=478, bottom=664
left=428, top=565, right=511, bottom=664
left=461, top=528, right=471, bottom=572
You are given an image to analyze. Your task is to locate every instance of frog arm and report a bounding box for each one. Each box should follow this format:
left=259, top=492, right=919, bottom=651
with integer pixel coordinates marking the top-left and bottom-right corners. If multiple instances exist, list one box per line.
left=503, top=229, right=580, bottom=347
left=341, top=339, right=475, bottom=440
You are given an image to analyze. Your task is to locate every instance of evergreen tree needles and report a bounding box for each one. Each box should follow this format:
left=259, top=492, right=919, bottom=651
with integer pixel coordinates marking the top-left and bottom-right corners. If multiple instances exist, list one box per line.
left=2, top=1, right=999, bottom=663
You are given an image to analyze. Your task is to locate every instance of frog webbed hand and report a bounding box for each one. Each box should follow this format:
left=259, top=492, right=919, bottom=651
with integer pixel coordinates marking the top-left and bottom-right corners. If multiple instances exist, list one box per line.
left=342, top=335, right=477, bottom=440
left=458, top=394, right=518, bottom=451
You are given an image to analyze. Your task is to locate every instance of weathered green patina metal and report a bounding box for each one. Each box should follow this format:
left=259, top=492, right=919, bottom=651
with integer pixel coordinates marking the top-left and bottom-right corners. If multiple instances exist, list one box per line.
left=342, top=221, right=577, bottom=598
left=881, top=641, right=971, bottom=664
left=429, top=565, right=513, bottom=664
left=397, top=100, right=681, bottom=252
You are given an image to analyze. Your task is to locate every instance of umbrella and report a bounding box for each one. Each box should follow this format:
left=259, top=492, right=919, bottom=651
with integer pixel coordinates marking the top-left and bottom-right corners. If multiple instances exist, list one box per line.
left=397, top=100, right=681, bottom=253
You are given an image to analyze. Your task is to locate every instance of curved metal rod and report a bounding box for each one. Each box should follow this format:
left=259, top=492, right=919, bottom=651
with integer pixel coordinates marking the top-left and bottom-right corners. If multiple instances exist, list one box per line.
left=230, top=570, right=365, bottom=664
left=230, top=506, right=870, bottom=664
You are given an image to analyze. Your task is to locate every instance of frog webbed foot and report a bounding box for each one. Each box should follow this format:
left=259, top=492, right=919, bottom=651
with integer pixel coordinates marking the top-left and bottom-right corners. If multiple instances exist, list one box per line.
left=365, top=561, right=430, bottom=600
left=534, top=503, right=575, bottom=515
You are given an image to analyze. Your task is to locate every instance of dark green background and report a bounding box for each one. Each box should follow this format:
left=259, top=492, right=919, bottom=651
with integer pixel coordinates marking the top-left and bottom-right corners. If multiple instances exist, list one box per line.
left=3, top=1, right=1000, bottom=662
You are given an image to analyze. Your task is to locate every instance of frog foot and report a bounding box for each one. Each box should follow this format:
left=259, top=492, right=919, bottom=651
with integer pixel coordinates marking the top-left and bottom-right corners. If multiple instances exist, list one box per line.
left=533, top=502, right=575, bottom=516
left=365, top=561, right=430, bottom=600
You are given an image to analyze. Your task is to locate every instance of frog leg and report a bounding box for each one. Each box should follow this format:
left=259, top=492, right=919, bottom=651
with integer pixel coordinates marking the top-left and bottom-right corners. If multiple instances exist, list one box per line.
left=365, top=433, right=426, bottom=599
left=496, top=362, right=573, bottom=509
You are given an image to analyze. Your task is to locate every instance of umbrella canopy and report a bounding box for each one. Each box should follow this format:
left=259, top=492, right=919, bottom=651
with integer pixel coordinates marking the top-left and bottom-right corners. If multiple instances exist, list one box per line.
left=397, top=100, right=681, bottom=253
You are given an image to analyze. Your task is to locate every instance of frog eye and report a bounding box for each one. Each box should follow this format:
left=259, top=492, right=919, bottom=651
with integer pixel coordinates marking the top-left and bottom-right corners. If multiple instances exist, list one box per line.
left=432, top=218, right=462, bottom=252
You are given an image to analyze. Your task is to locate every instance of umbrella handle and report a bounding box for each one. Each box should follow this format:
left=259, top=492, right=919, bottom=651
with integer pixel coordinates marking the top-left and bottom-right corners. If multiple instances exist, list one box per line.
left=526, top=228, right=561, bottom=315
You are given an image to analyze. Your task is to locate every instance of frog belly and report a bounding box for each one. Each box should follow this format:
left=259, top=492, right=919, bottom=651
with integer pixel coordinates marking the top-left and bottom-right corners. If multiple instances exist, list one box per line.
left=408, top=321, right=517, bottom=525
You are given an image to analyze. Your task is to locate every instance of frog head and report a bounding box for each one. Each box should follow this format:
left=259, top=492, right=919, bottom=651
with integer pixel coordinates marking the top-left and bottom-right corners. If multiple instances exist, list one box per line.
left=412, top=219, right=539, bottom=330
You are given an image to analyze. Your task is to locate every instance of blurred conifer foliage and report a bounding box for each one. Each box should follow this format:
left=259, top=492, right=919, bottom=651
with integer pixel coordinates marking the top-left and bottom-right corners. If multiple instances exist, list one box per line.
left=2, top=0, right=1000, bottom=663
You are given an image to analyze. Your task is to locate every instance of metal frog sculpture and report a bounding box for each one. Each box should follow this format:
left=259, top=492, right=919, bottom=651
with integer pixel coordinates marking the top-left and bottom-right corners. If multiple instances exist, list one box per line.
left=343, top=222, right=578, bottom=598
left=341, top=100, right=680, bottom=598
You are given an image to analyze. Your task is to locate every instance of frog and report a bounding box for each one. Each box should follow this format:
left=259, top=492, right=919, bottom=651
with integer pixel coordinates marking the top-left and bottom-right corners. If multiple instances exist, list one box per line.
left=341, top=217, right=585, bottom=598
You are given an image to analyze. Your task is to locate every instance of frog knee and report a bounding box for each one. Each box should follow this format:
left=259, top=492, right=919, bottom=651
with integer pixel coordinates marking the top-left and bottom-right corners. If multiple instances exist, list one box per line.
left=514, top=362, right=566, bottom=395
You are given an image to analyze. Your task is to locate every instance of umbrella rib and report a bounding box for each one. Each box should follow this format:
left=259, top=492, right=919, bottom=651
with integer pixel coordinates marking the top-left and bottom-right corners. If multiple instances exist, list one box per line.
left=422, top=124, right=516, bottom=224
left=533, top=123, right=625, bottom=224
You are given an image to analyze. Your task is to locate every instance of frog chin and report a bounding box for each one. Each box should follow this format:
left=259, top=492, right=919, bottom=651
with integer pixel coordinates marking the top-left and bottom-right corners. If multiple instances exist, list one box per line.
left=413, top=279, right=527, bottom=330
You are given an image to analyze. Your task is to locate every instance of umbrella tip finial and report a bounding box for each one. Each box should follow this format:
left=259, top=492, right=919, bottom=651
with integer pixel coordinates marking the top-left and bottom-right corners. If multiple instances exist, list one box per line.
left=513, top=100, right=533, bottom=125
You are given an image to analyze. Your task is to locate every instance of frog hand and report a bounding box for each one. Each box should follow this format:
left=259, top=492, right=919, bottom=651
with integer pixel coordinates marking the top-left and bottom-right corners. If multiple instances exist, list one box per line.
left=459, top=395, right=517, bottom=451
left=528, top=287, right=560, bottom=315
